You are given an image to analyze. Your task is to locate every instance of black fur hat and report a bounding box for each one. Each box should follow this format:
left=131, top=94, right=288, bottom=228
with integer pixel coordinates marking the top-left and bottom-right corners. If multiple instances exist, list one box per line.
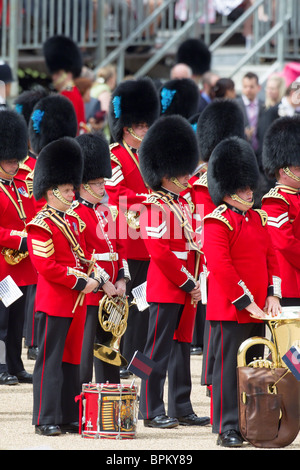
left=207, top=136, right=259, bottom=206
left=14, top=86, right=49, bottom=125
left=43, top=35, right=82, bottom=78
left=262, top=115, right=300, bottom=178
left=33, top=137, right=83, bottom=200
left=139, top=115, right=199, bottom=190
left=197, top=99, right=245, bottom=162
left=108, top=77, right=159, bottom=142
left=76, top=133, right=112, bottom=182
left=176, top=38, right=211, bottom=76
left=29, top=94, right=78, bottom=154
left=0, top=109, right=28, bottom=162
left=159, top=78, right=200, bottom=119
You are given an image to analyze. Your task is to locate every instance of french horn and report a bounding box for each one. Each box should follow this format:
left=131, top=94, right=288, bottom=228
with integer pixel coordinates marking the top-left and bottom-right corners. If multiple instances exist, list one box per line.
left=94, top=294, right=129, bottom=367
left=237, top=314, right=300, bottom=448
left=1, top=248, right=29, bottom=265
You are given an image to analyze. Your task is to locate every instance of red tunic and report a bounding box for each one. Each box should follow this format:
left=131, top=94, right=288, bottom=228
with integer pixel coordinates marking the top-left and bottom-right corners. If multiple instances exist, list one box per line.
left=191, top=172, right=216, bottom=217
left=203, top=204, right=281, bottom=323
left=140, top=189, right=204, bottom=342
left=16, top=154, right=36, bottom=182
left=26, top=206, right=96, bottom=364
left=105, top=142, right=151, bottom=261
left=0, top=177, right=37, bottom=286
left=72, top=198, right=129, bottom=306
left=262, top=184, right=300, bottom=298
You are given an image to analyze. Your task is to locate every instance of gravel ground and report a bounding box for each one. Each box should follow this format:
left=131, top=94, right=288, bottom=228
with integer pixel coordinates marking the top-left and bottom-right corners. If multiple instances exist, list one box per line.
left=0, top=345, right=299, bottom=452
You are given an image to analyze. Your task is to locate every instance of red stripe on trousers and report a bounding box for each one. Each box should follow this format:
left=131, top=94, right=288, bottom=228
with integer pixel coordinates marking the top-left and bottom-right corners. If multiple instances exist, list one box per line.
left=37, top=314, right=48, bottom=425
left=219, top=321, right=224, bottom=434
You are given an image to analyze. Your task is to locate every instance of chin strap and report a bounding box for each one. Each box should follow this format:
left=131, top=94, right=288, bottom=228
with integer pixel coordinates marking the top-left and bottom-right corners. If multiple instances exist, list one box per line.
left=83, top=183, right=105, bottom=201
left=53, top=187, right=72, bottom=206
left=230, top=193, right=254, bottom=208
left=283, top=166, right=300, bottom=182
left=170, top=177, right=188, bottom=190
left=127, top=127, right=143, bottom=142
left=0, top=163, right=19, bottom=179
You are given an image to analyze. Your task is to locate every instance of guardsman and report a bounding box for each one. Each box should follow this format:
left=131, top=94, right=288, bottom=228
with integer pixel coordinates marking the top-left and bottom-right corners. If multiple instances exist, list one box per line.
left=203, top=136, right=281, bottom=447
left=138, top=114, right=210, bottom=429
left=0, top=110, right=37, bottom=385
left=27, top=137, right=103, bottom=436
left=262, top=115, right=300, bottom=307
left=105, top=77, right=159, bottom=376
left=43, top=35, right=86, bottom=133
left=74, top=133, right=130, bottom=385
left=191, top=99, right=245, bottom=390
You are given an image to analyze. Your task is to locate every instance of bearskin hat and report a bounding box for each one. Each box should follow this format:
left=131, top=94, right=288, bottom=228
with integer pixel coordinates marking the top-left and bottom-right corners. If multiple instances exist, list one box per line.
left=0, top=109, right=28, bottom=162
left=207, top=136, right=259, bottom=207
left=139, top=115, right=199, bottom=190
left=28, top=94, right=78, bottom=155
left=76, top=133, right=112, bottom=182
left=262, top=115, right=300, bottom=178
left=197, top=99, right=245, bottom=162
left=108, top=77, right=159, bottom=142
left=14, top=86, right=49, bottom=125
left=43, top=35, right=82, bottom=78
left=33, top=137, right=83, bottom=200
left=176, top=38, right=211, bottom=76
left=159, top=78, right=200, bottom=119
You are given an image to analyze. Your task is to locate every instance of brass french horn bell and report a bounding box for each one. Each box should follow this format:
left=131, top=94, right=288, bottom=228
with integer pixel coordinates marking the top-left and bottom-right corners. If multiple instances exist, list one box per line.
left=94, top=294, right=129, bottom=367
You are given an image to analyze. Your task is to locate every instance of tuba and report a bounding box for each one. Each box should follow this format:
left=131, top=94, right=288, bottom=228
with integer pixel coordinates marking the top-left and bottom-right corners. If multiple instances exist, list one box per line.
left=237, top=314, right=300, bottom=448
left=94, top=294, right=129, bottom=367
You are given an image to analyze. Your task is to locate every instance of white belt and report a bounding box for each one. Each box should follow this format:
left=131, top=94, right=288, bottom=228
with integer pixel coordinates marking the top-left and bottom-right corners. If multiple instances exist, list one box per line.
left=94, top=252, right=119, bottom=261
left=172, top=251, right=188, bottom=260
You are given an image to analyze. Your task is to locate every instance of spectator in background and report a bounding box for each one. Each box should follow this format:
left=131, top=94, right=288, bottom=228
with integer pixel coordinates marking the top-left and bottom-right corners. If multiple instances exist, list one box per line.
left=170, top=63, right=193, bottom=80
left=90, top=65, right=117, bottom=115
left=214, top=77, right=236, bottom=99
left=198, top=71, right=220, bottom=113
left=264, top=74, right=286, bottom=109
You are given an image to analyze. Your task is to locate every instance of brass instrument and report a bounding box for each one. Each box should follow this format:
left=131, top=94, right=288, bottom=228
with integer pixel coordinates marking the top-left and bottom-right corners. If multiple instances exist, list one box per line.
left=237, top=315, right=300, bottom=448
left=94, top=294, right=129, bottom=367
left=2, top=248, right=29, bottom=265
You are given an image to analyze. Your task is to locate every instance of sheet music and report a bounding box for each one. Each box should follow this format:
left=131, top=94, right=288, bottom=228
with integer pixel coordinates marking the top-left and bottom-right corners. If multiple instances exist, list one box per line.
left=0, top=276, right=23, bottom=307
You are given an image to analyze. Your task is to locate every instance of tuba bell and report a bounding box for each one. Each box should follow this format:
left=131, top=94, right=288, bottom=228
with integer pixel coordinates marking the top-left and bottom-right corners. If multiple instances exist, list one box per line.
left=237, top=314, right=300, bottom=448
left=94, top=294, right=129, bottom=367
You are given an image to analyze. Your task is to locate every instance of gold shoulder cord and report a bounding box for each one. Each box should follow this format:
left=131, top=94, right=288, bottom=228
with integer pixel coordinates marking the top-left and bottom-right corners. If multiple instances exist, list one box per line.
left=122, top=139, right=141, bottom=171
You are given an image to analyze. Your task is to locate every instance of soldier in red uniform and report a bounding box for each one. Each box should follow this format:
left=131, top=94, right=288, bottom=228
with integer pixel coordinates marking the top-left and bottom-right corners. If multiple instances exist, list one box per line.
left=27, top=137, right=102, bottom=436
left=43, top=35, right=86, bottom=133
left=0, top=110, right=37, bottom=385
left=105, top=77, right=159, bottom=375
left=261, top=116, right=300, bottom=306
left=192, top=100, right=245, bottom=391
left=203, top=136, right=282, bottom=447
left=138, top=115, right=210, bottom=429
left=74, top=133, right=130, bottom=385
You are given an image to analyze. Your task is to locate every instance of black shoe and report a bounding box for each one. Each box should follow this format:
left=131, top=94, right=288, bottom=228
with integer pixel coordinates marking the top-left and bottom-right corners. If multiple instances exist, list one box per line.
left=16, top=370, right=33, bottom=383
left=120, top=368, right=132, bottom=379
left=27, top=346, right=38, bottom=360
left=35, top=425, right=62, bottom=436
left=217, top=429, right=243, bottom=447
left=144, top=415, right=179, bottom=429
left=0, top=371, right=18, bottom=385
left=177, top=413, right=210, bottom=426
left=61, top=422, right=79, bottom=434
left=190, top=346, right=203, bottom=355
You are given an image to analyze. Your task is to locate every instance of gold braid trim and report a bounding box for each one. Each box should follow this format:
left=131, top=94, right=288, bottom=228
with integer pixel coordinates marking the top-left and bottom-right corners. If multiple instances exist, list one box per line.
left=204, top=204, right=233, bottom=231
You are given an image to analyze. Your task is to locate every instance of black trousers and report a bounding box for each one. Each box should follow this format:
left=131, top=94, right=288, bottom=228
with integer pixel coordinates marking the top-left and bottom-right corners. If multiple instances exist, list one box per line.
left=80, top=304, right=120, bottom=385
left=121, top=259, right=149, bottom=364
left=139, top=302, right=194, bottom=420
left=0, top=285, right=28, bottom=375
left=209, top=320, right=265, bottom=434
left=23, top=284, right=38, bottom=348
left=32, top=312, right=80, bottom=426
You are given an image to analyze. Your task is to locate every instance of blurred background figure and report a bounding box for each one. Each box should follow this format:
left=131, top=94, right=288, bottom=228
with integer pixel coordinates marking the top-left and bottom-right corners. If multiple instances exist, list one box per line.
left=264, top=74, right=286, bottom=109
left=0, top=61, right=13, bottom=108
left=213, top=77, right=236, bottom=99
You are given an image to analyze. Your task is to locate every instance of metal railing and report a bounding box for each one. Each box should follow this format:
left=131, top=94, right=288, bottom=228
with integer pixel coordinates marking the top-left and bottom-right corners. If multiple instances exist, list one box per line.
left=0, top=0, right=299, bottom=85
